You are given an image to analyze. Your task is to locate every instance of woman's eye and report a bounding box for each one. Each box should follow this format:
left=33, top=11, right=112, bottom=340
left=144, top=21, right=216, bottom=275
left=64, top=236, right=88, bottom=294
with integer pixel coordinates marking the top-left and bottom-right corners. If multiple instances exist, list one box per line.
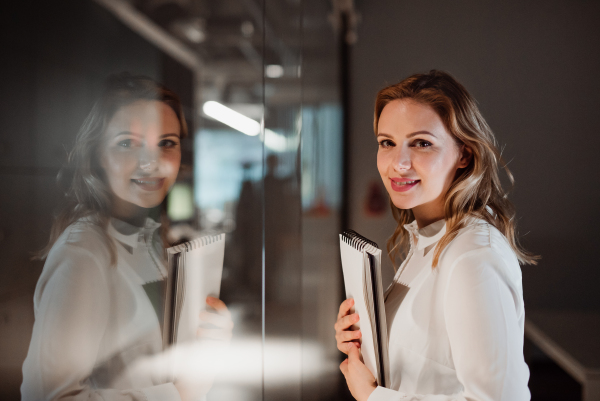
left=117, top=139, right=133, bottom=148
left=378, top=139, right=395, bottom=148
left=159, top=139, right=179, bottom=149
left=412, top=139, right=433, bottom=148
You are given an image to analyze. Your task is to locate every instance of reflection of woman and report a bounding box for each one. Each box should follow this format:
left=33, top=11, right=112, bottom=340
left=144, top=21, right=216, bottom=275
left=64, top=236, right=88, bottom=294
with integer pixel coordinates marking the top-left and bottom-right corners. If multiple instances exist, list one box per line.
left=335, top=71, right=537, bottom=401
left=22, top=74, right=230, bottom=401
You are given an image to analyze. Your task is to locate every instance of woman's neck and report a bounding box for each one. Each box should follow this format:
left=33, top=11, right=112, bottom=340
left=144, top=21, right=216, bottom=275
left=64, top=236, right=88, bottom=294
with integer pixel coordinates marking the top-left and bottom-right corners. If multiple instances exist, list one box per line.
left=412, top=198, right=445, bottom=229
left=110, top=196, right=149, bottom=228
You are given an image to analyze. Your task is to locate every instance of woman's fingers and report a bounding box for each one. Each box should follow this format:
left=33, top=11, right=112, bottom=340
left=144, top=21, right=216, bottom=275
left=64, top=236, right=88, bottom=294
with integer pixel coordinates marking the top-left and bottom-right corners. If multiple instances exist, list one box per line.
left=334, top=312, right=359, bottom=333
left=197, top=297, right=234, bottom=341
left=335, top=327, right=362, bottom=344
left=347, top=341, right=361, bottom=363
left=206, top=296, right=231, bottom=317
left=335, top=299, right=361, bottom=355
left=337, top=298, right=355, bottom=320
left=335, top=331, right=362, bottom=354
left=336, top=340, right=361, bottom=354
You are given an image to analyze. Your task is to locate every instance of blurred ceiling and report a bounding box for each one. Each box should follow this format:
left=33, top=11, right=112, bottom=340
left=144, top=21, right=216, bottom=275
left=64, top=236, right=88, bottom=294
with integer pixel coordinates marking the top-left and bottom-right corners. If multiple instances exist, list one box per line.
left=98, top=0, right=340, bottom=105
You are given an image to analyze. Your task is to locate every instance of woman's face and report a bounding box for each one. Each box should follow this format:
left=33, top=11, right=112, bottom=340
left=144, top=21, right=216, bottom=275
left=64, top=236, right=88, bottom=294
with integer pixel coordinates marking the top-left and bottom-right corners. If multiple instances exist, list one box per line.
left=100, top=100, right=181, bottom=211
left=376, top=99, right=470, bottom=224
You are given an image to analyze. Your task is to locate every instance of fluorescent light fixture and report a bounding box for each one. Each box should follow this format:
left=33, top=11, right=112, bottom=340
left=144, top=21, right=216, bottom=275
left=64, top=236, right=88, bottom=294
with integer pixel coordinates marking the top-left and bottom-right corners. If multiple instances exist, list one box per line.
left=203, top=101, right=260, bottom=136
left=265, top=64, right=284, bottom=78
left=202, top=101, right=298, bottom=152
left=265, top=129, right=289, bottom=152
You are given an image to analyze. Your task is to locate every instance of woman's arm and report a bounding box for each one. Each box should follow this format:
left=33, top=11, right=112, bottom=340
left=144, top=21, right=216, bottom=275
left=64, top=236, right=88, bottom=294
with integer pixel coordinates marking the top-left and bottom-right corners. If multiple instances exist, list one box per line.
left=343, top=248, right=530, bottom=401
left=21, top=243, right=181, bottom=401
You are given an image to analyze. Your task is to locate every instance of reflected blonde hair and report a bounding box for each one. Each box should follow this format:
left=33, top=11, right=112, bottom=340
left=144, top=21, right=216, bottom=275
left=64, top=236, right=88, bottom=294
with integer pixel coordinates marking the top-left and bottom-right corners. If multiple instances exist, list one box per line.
left=374, top=70, right=539, bottom=268
left=37, top=73, right=188, bottom=265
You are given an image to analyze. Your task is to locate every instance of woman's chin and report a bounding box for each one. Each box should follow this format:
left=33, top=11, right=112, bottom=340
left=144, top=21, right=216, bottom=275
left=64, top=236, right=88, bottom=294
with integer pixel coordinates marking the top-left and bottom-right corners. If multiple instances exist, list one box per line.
left=390, top=197, right=418, bottom=211
left=133, top=200, right=163, bottom=210
left=133, top=193, right=169, bottom=209
left=116, top=196, right=164, bottom=213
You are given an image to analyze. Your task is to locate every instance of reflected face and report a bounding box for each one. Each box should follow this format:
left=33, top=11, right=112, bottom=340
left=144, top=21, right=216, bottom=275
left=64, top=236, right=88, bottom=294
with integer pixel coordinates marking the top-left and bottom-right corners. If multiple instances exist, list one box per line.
left=100, top=100, right=181, bottom=210
left=376, top=99, right=469, bottom=220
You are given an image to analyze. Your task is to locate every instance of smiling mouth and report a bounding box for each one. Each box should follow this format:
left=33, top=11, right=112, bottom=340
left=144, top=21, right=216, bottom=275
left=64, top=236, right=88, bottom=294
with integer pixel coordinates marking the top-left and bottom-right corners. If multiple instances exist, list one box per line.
left=392, top=179, right=419, bottom=185
left=131, top=178, right=165, bottom=191
left=390, top=178, right=420, bottom=192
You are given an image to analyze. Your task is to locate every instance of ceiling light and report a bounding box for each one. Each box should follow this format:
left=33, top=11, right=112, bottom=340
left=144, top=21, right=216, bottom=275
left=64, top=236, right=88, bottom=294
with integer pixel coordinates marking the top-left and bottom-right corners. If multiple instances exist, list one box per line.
left=203, top=101, right=260, bottom=136
left=265, top=64, right=284, bottom=78
left=241, top=21, right=254, bottom=37
left=172, top=18, right=206, bottom=44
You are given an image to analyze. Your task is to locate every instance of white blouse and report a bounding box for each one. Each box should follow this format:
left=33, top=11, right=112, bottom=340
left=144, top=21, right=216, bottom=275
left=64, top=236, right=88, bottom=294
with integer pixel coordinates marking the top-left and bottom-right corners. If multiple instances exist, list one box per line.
left=369, top=217, right=530, bottom=401
left=21, top=218, right=182, bottom=401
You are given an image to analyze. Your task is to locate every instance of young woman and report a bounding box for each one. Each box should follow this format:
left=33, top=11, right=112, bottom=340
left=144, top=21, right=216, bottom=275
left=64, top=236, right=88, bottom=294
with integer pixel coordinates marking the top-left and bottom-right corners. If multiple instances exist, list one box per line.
left=22, top=74, right=231, bottom=401
left=334, top=70, right=538, bottom=401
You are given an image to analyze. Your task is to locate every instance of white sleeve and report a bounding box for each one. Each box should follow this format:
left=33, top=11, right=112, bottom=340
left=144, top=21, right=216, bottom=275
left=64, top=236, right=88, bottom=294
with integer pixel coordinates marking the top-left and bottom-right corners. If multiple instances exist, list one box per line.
left=20, top=243, right=181, bottom=401
left=368, top=248, right=530, bottom=401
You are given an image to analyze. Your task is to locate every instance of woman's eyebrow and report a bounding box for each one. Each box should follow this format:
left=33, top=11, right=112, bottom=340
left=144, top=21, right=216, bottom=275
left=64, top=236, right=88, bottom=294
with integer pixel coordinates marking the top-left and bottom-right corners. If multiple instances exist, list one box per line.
left=406, top=130, right=436, bottom=138
left=161, top=133, right=180, bottom=139
left=115, top=131, right=138, bottom=137
left=377, top=131, right=436, bottom=139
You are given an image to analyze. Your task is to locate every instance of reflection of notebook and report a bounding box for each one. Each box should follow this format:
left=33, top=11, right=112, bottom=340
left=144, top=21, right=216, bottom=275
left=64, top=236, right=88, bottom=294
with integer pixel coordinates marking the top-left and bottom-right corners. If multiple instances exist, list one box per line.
left=339, top=230, right=389, bottom=388
left=163, top=234, right=225, bottom=347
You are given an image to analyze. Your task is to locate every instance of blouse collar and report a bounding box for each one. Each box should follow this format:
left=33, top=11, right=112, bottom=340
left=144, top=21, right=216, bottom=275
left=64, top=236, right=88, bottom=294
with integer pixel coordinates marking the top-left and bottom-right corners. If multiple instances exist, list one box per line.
left=107, top=217, right=161, bottom=249
left=403, top=219, right=447, bottom=251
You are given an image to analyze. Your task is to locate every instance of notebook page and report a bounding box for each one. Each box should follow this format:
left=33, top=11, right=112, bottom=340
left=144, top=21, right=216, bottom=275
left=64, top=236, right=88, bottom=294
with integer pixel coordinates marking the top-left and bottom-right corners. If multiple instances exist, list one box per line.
left=339, top=235, right=378, bottom=379
left=175, top=235, right=225, bottom=343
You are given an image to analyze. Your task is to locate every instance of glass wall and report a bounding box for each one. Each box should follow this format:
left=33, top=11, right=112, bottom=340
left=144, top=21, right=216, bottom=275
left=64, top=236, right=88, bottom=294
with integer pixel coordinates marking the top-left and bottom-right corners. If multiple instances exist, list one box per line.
left=0, top=0, right=344, bottom=400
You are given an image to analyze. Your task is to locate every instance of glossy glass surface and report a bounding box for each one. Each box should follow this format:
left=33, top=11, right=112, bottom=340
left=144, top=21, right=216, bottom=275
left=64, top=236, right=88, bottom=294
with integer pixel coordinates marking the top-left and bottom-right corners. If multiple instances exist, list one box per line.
left=0, top=0, right=343, bottom=400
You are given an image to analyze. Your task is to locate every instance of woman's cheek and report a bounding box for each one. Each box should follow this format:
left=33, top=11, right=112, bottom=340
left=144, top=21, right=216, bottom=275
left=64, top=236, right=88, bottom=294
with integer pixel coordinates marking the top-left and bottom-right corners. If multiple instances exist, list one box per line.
left=162, top=152, right=181, bottom=181
left=107, top=149, right=138, bottom=173
left=376, top=151, right=390, bottom=177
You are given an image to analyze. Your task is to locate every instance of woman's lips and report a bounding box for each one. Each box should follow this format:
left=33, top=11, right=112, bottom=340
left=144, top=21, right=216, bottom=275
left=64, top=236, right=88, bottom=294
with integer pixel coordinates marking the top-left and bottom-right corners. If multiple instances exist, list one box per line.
left=131, top=177, right=165, bottom=191
left=390, top=178, right=420, bottom=192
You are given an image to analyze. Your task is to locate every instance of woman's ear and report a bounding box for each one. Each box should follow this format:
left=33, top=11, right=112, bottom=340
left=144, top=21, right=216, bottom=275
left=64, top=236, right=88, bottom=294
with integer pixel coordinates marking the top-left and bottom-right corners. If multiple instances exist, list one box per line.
left=457, top=144, right=473, bottom=169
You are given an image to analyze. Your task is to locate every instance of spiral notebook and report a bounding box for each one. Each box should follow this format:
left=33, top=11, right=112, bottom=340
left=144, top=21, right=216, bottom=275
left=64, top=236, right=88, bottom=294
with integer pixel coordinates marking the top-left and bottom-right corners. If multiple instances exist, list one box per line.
left=339, top=230, right=389, bottom=387
left=163, top=233, right=225, bottom=347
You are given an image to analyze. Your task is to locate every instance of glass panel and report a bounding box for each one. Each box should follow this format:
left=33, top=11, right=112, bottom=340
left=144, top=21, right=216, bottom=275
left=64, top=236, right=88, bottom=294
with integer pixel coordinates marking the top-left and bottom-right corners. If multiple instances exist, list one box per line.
left=301, top=1, right=345, bottom=399
left=0, top=1, right=343, bottom=400
left=262, top=0, right=303, bottom=398
left=193, top=3, right=266, bottom=398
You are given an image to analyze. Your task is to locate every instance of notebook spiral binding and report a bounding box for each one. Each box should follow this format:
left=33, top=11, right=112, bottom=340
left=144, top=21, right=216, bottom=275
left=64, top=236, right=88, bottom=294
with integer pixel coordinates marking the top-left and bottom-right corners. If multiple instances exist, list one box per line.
left=341, top=229, right=379, bottom=251
left=167, top=233, right=225, bottom=254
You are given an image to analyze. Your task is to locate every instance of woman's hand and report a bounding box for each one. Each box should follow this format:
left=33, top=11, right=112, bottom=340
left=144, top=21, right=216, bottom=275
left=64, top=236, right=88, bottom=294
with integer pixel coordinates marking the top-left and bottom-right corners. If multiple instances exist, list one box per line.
left=334, top=298, right=362, bottom=354
left=340, top=343, right=377, bottom=401
left=197, top=296, right=234, bottom=342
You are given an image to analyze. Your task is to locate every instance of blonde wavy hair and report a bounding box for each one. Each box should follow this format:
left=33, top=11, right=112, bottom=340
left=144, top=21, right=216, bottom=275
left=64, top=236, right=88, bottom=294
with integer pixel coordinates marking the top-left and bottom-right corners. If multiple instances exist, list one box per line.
left=375, top=70, right=539, bottom=268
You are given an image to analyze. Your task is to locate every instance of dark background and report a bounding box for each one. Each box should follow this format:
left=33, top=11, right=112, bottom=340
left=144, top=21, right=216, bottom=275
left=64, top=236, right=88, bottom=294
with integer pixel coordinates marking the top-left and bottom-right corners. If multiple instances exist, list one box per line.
left=348, top=0, right=600, bottom=312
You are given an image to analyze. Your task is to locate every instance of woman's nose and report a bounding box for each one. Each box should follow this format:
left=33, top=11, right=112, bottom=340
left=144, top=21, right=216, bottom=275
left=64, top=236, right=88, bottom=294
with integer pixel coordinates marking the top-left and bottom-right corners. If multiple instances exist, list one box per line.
left=138, top=145, right=159, bottom=172
left=392, top=145, right=411, bottom=172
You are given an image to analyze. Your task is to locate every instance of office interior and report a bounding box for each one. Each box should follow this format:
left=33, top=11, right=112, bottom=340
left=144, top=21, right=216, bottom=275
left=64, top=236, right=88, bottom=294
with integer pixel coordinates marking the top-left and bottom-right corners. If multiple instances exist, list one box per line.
left=0, top=0, right=599, bottom=400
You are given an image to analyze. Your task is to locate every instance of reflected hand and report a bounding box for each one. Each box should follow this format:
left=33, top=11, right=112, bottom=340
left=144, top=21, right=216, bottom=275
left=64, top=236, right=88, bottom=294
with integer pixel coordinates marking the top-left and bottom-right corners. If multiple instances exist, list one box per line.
left=340, top=343, right=377, bottom=401
left=174, top=297, right=233, bottom=401
left=334, top=298, right=362, bottom=354
left=197, top=296, right=233, bottom=342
